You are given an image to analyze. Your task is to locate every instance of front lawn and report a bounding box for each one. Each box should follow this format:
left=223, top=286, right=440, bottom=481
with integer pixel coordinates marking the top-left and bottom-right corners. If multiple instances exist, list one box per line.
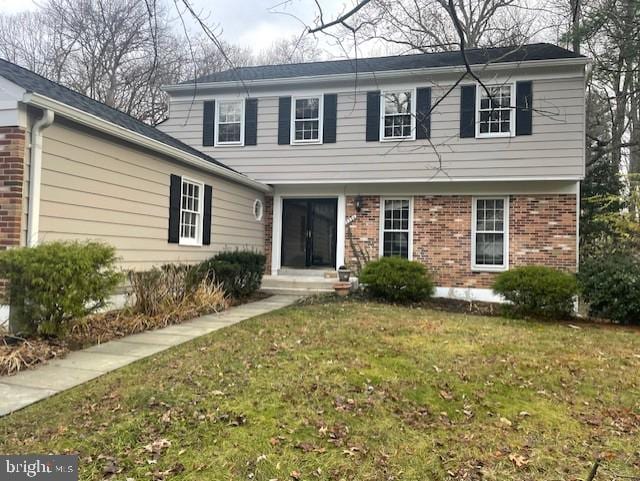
left=1, top=300, right=639, bottom=480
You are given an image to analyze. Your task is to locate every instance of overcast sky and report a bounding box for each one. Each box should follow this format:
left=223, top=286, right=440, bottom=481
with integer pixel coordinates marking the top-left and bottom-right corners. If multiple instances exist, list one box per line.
left=0, top=0, right=357, bottom=58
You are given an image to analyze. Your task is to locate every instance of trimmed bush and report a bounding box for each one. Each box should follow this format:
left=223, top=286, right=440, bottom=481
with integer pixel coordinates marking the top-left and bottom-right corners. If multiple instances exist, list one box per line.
left=359, top=257, right=435, bottom=303
left=492, top=266, right=577, bottom=319
left=196, top=250, right=266, bottom=299
left=579, top=251, right=640, bottom=324
left=0, top=242, right=122, bottom=337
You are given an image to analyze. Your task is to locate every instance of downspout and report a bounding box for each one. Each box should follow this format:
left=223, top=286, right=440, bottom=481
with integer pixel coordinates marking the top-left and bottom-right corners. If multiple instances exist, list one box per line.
left=27, top=108, right=54, bottom=247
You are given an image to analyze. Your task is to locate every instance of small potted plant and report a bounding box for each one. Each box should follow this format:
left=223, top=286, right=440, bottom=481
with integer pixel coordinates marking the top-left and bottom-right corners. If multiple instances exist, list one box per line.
left=337, top=265, right=351, bottom=282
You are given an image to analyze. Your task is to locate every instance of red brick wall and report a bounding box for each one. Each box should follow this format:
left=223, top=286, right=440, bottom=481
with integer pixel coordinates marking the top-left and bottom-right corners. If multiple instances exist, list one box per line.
left=345, top=195, right=380, bottom=272
left=263, top=195, right=273, bottom=274
left=0, top=126, right=26, bottom=297
left=344, top=194, right=577, bottom=288
left=0, top=127, right=25, bottom=251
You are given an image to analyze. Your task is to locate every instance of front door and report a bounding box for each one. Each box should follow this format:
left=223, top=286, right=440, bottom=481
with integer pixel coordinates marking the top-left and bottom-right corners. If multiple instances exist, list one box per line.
left=281, top=198, right=337, bottom=268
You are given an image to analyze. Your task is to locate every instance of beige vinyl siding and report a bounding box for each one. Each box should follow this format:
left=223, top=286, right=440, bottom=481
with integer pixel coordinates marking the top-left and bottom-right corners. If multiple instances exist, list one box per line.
left=160, top=65, right=585, bottom=183
left=36, top=119, right=264, bottom=271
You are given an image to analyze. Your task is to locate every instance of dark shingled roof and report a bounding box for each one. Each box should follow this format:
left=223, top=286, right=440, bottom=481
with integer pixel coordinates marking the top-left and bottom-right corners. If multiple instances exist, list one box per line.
left=0, top=58, right=237, bottom=173
left=185, top=43, right=584, bottom=85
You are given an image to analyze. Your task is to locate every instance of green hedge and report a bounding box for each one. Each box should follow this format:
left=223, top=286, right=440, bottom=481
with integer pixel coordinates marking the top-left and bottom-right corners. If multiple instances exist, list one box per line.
left=493, top=266, right=577, bottom=319
left=359, top=257, right=435, bottom=303
left=196, top=250, right=266, bottom=299
left=579, top=251, right=640, bottom=324
left=0, top=242, right=122, bottom=337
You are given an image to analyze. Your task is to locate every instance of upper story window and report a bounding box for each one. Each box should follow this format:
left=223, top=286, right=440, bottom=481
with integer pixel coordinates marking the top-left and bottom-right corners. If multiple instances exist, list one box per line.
left=180, top=178, right=203, bottom=245
left=381, top=90, right=415, bottom=141
left=291, top=96, right=323, bottom=144
left=472, top=197, right=508, bottom=271
left=216, top=100, right=244, bottom=146
left=476, top=84, right=514, bottom=138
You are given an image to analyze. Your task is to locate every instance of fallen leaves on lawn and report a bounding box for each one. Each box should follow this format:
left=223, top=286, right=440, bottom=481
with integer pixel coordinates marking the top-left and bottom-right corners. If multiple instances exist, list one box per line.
left=98, top=454, right=120, bottom=477
left=143, top=438, right=171, bottom=459
left=439, top=390, right=453, bottom=401
left=508, top=453, right=530, bottom=468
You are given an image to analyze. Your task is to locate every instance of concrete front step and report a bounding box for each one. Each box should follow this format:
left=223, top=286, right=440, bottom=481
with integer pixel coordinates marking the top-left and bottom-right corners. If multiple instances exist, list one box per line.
left=261, top=275, right=337, bottom=295
left=278, top=268, right=337, bottom=278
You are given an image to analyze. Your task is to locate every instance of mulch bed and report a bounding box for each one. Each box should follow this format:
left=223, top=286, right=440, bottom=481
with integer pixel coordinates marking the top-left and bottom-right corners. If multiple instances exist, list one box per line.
left=0, top=335, right=68, bottom=376
left=0, top=293, right=272, bottom=378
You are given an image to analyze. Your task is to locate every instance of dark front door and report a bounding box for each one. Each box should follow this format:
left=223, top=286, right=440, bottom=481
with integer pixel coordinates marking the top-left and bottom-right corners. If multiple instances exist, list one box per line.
left=281, top=198, right=337, bottom=268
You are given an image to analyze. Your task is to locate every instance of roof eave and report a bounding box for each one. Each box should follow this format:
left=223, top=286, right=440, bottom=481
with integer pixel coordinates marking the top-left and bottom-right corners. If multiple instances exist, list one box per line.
left=22, top=92, right=272, bottom=193
left=163, top=56, right=589, bottom=93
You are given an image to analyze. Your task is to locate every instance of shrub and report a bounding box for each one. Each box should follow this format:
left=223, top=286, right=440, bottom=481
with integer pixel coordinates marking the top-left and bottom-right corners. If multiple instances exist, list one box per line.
left=359, top=257, right=435, bottom=303
left=579, top=251, right=640, bottom=324
left=492, top=266, right=577, bottom=319
left=0, top=241, right=122, bottom=337
left=197, top=250, right=266, bottom=299
left=129, top=264, right=209, bottom=316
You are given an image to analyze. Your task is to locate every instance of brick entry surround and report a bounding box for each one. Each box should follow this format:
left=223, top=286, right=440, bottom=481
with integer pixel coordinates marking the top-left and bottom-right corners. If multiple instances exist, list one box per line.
left=344, top=194, right=577, bottom=288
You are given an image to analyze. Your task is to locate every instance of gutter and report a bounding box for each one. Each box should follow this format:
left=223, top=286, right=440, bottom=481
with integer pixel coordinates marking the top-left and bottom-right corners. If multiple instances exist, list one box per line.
left=27, top=108, right=54, bottom=247
left=21, top=92, right=272, bottom=194
left=163, top=57, right=590, bottom=93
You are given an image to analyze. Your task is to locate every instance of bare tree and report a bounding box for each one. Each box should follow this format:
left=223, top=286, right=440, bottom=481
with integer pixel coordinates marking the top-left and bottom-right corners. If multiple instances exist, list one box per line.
left=312, top=0, right=548, bottom=55
left=254, top=34, right=323, bottom=65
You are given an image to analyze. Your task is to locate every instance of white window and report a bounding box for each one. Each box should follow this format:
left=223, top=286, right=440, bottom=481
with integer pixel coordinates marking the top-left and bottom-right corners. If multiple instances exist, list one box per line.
left=291, top=96, right=323, bottom=143
left=381, top=90, right=415, bottom=140
left=472, top=197, right=509, bottom=270
left=380, top=198, right=413, bottom=259
left=215, top=99, right=244, bottom=145
left=179, top=178, right=204, bottom=245
left=253, top=199, right=264, bottom=221
left=476, top=84, right=515, bottom=138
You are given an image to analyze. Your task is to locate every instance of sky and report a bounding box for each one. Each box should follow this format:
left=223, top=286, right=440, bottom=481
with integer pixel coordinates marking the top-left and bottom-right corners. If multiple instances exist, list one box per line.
left=0, top=0, right=355, bottom=57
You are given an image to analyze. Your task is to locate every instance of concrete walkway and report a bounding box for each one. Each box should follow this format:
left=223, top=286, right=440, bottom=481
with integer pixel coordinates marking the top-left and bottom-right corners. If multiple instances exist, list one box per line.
left=0, top=294, right=299, bottom=417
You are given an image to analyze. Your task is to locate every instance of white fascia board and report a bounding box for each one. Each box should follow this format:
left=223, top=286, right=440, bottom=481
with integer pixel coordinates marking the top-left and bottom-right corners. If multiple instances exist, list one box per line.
left=21, top=92, right=272, bottom=193
left=163, top=57, right=589, bottom=93
left=0, top=76, right=26, bottom=127
left=270, top=175, right=584, bottom=185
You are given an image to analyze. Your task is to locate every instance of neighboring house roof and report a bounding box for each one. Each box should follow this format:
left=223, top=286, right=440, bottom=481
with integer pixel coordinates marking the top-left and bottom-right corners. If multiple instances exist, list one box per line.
left=182, top=43, right=585, bottom=85
left=0, top=58, right=237, bottom=175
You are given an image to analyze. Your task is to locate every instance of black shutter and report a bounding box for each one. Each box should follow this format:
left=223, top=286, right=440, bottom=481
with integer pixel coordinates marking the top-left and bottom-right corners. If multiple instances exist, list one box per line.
left=516, top=81, right=533, bottom=136
left=202, top=184, right=212, bottom=246
left=323, top=93, right=337, bottom=143
left=245, top=98, right=258, bottom=145
left=366, top=91, right=381, bottom=141
left=416, top=87, right=432, bottom=139
left=460, top=85, right=476, bottom=137
left=460, top=85, right=476, bottom=138
left=278, top=96, right=291, bottom=145
left=203, top=100, right=215, bottom=146
left=168, top=174, right=181, bottom=243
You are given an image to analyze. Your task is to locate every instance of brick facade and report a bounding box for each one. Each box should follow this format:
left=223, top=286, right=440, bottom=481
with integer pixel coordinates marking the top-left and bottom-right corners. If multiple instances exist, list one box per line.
left=0, top=127, right=25, bottom=251
left=263, top=195, right=273, bottom=274
left=0, top=126, right=26, bottom=296
left=345, top=194, right=576, bottom=288
left=345, top=195, right=380, bottom=271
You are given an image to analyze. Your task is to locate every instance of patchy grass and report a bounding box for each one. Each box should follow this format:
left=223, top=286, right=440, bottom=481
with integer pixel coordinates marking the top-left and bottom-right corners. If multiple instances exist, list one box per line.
left=1, top=300, right=639, bottom=480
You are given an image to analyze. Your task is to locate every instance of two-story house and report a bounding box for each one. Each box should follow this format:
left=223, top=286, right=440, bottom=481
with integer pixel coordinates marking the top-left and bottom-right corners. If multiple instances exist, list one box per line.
left=159, top=43, right=586, bottom=301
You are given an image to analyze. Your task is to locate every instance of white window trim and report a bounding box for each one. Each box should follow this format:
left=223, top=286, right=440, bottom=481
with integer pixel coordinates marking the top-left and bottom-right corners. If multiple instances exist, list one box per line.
left=379, top=88, right=417, bottom=142
left=290, top=95, right=324, bottom=145
left=471, top=195, right=509, bottom=272
left=179, top=177, right=204, bottom=246
left=214, top=99, right=245, bottom=146
left=379, top=196, right=414, bottom=260
left=475, top=83, right=516, bottom=139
